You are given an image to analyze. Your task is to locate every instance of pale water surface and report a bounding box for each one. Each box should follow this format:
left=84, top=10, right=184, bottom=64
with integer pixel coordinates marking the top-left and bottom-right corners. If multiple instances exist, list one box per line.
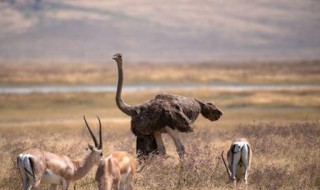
left=0, top=83, right=319, bottom=94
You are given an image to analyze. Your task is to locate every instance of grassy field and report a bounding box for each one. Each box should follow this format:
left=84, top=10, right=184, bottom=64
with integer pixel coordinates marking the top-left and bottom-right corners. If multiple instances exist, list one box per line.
left=1, top=61, right=320, bottom=85
left=0, top=62, right=319, bottom=189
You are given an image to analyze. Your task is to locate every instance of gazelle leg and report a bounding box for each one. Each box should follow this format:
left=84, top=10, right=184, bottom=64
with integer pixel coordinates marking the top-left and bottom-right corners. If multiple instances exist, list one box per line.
left=244, top=171, right=248, bottom=184
left=231, top=153, right=241, bottom=185
left=61, top=179, right=68, bottom=190
left=49, top=184, right=58, bottom=190
left=241, top=145, right=249, bottom=184
left=164, top=126, right=185, bottom=158
left=21, top=176, right=27, bottom=190
left=113, top=168, right=121, bottom=190
left=126, top=174, right=134, bottom=190
left=154, top=132, right=166, bottom=155
left=28, top=172, right=41, bottom=190
left=114, top=178, right=120, bottom=190
left=26, top=180, right=33, bottom=190
left=17, top=158, right=28, bottom=190
left=119, top=180, right=125, bottom=190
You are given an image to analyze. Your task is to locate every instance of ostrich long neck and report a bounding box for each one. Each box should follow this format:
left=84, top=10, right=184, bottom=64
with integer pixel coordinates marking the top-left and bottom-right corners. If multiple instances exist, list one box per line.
left=116, top=60, right=135, bottom=116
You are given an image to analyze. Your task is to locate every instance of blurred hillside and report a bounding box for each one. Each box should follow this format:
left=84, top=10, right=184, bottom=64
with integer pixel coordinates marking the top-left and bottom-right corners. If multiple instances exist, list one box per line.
left=0, top=0, right=319, bottom=63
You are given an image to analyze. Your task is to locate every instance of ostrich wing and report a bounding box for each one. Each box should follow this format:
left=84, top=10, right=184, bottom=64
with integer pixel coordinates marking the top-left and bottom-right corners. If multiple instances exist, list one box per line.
left=130, top=100, right=168, bottom=136
left=155, top=93, right=201, bottom=123
left=130, top=99, right=193, bottom=136
left=163, top=101, right=193, bottom=132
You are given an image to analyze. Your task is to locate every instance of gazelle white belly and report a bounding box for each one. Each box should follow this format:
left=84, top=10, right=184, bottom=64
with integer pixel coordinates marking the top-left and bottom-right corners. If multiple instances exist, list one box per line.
left=41, top=169, right=64, bottom=185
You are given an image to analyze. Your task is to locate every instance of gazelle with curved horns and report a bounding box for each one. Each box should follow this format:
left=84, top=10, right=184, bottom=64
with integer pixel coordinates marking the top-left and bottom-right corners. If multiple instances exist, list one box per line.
left=17, top=116, right=103, bottom=190
left=221, top=138, right=252, bottom=185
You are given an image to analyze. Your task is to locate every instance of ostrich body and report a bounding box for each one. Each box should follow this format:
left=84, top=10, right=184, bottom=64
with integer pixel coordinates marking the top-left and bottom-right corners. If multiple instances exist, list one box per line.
left=113, top=53, right=223, bottom=158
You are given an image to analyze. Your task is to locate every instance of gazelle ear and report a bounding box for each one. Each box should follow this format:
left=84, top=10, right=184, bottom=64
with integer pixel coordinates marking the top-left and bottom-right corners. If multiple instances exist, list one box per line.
left=88, top=144, right=94, bottom=150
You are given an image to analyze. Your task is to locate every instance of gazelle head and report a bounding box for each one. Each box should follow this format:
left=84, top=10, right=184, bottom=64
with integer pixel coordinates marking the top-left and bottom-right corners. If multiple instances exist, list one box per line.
left=83, top=115, right=103, bottom=163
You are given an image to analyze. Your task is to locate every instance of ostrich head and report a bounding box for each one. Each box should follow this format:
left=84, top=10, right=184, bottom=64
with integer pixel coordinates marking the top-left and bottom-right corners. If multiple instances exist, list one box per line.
left=200, top=102, right=223, bottom=121
left=113, top=53, right=122, bottom=65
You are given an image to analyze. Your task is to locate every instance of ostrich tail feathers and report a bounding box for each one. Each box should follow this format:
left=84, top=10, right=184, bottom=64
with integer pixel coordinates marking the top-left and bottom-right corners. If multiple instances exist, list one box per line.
left=197, top=99, right=223, bottom=121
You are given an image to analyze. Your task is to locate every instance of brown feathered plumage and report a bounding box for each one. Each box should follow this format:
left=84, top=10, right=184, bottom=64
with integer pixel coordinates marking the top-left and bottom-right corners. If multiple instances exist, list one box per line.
left=112, top=53, right=223, bottom=157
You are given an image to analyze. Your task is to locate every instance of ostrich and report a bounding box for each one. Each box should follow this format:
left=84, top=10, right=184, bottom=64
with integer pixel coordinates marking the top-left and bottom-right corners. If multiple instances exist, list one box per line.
left=112, top=53, right=223, bottom=158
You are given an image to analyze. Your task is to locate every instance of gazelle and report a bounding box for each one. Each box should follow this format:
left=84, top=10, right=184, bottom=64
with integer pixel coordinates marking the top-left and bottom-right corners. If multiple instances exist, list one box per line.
left=221, top=138, right=252, bottom=185
left=95, top=151, right=137, bottom=190
left=17, top=116, right=103, bottom=190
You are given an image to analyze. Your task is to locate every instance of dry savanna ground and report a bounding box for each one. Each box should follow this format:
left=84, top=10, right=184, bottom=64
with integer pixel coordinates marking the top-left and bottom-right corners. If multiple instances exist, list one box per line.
left=1, top=61, right=320, bottom=85
left=0, top=62, right=319, bottom=189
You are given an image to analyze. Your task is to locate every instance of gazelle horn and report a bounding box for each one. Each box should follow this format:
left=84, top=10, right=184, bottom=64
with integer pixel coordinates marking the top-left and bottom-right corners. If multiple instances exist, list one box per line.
left=97, top=116, right=103, bottom=149
left=83, top=115, right=99, bottom=148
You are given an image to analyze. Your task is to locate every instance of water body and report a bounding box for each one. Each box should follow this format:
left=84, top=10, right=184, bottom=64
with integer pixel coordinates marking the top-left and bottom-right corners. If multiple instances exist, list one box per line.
left=0, top=83, right=319, bottom=94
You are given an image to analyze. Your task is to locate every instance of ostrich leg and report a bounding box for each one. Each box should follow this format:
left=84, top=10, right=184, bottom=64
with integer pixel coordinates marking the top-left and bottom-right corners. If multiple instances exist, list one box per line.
left=136, top=135, right=158, bottom=159
left=154, top=132, right=166, bottom=155
left=165, top=126, right=185, bottom=158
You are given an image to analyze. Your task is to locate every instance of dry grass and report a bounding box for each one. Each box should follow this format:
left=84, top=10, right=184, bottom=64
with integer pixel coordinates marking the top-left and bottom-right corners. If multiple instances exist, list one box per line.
left=135, top=122, right=320, bottom=190
left=0, top=62, right=319, bottom=189
left=0, top=89, right=319, bottom=189
left=1, top=122, right=319, bottom=189
left=1, top=61, right=320, bottom=85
